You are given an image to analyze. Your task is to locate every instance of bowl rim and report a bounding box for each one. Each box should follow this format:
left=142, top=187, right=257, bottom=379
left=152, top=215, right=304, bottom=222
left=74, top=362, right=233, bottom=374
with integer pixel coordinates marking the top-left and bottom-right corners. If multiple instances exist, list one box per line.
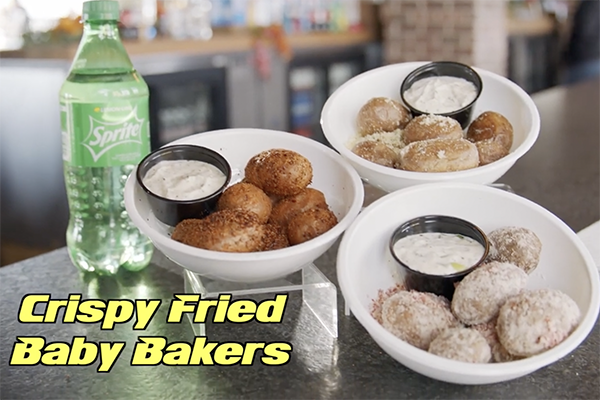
left=337, top=182, right=600, bottom=378
left=389, top=214, right=490, bottom=279
left=399, top=61, right=484, bottom=116
left=125, top=128, right=365, bottom=262
left=320, top=61, right=541, bottom=181
left=135, top=144, right=233, bottom=204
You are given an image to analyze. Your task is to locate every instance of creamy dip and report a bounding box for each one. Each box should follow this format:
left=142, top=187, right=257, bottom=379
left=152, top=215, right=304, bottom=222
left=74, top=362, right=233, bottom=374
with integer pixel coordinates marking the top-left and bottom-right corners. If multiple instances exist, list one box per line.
left=403, top=76, right=478, bottom=114
left=393, top=232, right=485, bottom=276
left=143, top=160, right=226, bottom=201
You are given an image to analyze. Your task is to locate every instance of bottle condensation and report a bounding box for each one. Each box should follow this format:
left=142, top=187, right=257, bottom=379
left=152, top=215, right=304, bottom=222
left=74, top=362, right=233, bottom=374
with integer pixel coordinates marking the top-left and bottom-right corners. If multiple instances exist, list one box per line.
left=59, top=1, right=153, bottom=275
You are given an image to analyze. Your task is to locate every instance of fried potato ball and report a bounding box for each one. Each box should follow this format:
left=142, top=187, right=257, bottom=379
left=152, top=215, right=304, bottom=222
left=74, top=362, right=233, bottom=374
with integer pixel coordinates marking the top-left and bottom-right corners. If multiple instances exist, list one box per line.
left=217, top=182, right=272, bottom=224
left=382, top=291, right=459, bottom=350
left=352, top=140, right=399, bottom=168
left=357, top=97, right=412, bottom=136
left=451, top=261, right=528, bottom=325
left=399, top=138, right=479, bottom=172
left=488, top=226, right=542, bottom=274
left=269, top=188, right=328, bottom=227
left=171, top=209, right=264, bottom=252
left=467, top=111, right=513, bottom=165
left=403, top=114, right=464, bottom=144
left=268, top=193, right=282, bottom=207
left=471, top=319, right=523, bottom=363
left=245, top=149, right=313, bottom=197
left=428, top=328, right=492, bottom=363
left=473, top=140, right=506, bottom=166
left=261, top=224, right=290, bottom=251
left=286, top=207, right=338, bottom=245
left=496, top=289, right=580, bottom=357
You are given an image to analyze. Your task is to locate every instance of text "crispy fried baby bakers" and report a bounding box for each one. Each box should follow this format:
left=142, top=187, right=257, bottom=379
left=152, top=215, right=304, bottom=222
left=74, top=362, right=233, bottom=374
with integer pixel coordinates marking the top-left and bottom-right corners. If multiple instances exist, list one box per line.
left=18, top=293, right=288, bottom=328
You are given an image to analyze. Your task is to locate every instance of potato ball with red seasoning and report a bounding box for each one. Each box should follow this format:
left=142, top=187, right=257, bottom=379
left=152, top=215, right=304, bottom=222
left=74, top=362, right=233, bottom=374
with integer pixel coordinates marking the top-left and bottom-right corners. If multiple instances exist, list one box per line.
left=488, top=226, right=542, bottom=274
left=496, top=289, right=580, bottom=357
left=428, top=327, right=492, bottom=363
left=451, top=261, right=528, bottom=325
left=471, top=319, right=522, bottom=363
left=381, top=291, right=459, bottom=350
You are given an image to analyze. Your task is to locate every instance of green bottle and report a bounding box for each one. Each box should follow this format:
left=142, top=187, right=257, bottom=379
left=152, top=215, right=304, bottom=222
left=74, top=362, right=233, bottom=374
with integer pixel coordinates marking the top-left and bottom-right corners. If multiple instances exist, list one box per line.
left=59, top=0, right=153, bottom=275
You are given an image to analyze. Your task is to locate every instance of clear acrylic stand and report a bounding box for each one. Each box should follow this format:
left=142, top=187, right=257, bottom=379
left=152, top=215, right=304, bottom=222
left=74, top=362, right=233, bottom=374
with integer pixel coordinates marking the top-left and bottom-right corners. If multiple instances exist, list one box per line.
left=183, top=263, right=338, bottom=338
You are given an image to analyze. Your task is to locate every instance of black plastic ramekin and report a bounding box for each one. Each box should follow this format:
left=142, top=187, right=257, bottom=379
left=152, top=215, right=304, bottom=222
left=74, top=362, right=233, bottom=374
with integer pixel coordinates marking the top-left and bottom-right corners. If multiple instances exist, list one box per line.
left=136, top=144, right=232, bottom=227
left=400, top=61, right=483, bottom=129
left=389, top=215, right=490, bottom=300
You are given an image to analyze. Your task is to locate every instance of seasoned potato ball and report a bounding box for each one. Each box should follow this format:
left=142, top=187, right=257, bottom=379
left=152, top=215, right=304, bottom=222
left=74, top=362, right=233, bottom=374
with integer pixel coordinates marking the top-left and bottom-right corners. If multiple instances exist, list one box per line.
left=245, top=149, right=313, bottom=197
left=399, top=138, right=479, bottom=172
left=357, top=97, right=412, bottom=136
left=451, top=261, right=528, bottom=325
left=403, top=114, right=463, bottom=144
left=471, top=320, right=523, bottom=363
left=269, top=188, right=328, bottom=227
left=286, top=207, right=338, bottom=245
left=496, top=289, right=580, bottom=357
left=261, top=224, right=290, bottom=251
left=381, top=291, right=459, bottom=350
left=428, top=328, right=492, bottom=363
left=268, top=193, right=282, bottom=207
left=488, top=226, right=542, bottom=274
left=217, top=182, right=272, bottom=224
left=473, top=140, right=508, bottom=166
left=467, top=111, right=513, bottom=165
left=352, top=140, right=399, bottom=168
left=171, top=210, right=264, bottom=253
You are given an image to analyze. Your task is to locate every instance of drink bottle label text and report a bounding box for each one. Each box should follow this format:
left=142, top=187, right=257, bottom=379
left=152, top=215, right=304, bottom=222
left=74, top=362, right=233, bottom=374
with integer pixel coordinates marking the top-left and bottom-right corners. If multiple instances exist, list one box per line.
left=61, top=100, right=151, bottom=167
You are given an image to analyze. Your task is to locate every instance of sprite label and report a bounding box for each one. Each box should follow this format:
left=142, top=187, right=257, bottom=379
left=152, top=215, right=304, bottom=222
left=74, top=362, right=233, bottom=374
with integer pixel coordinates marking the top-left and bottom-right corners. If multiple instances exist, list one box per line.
left=61, top=99, right=150, bottom=167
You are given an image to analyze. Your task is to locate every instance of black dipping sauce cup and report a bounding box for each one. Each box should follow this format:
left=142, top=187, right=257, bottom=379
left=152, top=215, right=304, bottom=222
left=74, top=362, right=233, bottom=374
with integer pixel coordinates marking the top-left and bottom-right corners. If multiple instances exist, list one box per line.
left=389, top=215, right=490, bottom=300
left=400, top=61, right=483, bottom=129
left=136, top=144, right=232, bottom=227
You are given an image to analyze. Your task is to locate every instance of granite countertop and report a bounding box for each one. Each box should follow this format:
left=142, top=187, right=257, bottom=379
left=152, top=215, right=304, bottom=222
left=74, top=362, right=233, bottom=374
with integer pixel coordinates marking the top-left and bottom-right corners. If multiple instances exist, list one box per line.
left=1, top=79, right=598, bottom=399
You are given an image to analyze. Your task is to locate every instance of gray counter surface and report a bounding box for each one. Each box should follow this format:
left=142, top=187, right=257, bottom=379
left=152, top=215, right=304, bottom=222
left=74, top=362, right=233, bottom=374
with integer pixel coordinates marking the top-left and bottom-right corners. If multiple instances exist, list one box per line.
left=1, top=79, right=599, bottom=399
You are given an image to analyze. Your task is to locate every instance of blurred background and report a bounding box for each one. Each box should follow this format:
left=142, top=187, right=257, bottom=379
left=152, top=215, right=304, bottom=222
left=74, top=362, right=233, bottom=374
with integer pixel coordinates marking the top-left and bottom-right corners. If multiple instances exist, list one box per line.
left=1, top=0, right=598, bottom=265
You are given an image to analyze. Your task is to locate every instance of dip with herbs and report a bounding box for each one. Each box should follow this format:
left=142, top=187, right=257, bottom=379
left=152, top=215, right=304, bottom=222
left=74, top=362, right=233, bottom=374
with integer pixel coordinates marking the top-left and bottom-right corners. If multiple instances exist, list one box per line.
left=143, top=160, right=226, bottom=201
left=392, top=232, right=485, bottom=275
left=403, top=76, right=478, bottom=114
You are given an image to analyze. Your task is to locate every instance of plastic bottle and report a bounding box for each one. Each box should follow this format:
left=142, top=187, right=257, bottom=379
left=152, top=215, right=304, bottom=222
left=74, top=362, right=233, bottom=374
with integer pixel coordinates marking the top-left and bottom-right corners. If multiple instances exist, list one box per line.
left=59, top=0, right=153, bottom=275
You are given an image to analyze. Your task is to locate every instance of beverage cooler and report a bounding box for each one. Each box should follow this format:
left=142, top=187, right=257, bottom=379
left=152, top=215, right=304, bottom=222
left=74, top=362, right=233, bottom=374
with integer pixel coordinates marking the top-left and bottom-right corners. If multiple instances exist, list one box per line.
left=287, top=43, right=382, bottom=145
left=144, top=66, right=229, bottom=149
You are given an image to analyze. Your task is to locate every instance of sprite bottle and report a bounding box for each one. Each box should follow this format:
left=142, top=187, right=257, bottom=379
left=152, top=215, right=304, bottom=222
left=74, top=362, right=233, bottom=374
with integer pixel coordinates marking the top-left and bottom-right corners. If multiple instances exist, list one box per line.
left=59, top=0, right=153, bottom=275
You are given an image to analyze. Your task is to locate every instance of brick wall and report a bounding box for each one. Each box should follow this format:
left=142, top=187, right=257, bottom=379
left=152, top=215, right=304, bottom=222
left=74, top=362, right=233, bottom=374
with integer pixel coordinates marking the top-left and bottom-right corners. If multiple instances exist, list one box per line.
left=380, top=0, right=509, bottom=76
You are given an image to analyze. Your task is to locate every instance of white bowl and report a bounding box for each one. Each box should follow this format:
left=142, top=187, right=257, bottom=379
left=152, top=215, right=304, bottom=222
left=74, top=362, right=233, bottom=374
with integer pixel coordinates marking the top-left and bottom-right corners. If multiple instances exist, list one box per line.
left=337, top=183, right=599, bottom=385
left=125, top=128, right=364, bottom=283
left=321, top=62, right=541, bottom=192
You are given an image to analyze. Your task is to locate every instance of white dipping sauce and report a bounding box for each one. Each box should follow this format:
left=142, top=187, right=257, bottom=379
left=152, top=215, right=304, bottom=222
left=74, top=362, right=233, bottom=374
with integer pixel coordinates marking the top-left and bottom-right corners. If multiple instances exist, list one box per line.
left=393, top=232, right=485, bottom=276
left=403, top=76, right=478, bottom=114
left=143, top=160, right=227, bottom=201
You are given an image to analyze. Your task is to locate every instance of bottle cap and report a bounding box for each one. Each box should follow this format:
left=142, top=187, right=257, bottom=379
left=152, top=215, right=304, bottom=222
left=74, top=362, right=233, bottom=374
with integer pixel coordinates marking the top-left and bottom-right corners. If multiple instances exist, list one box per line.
left=82, top=1, right=120, bottom=21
